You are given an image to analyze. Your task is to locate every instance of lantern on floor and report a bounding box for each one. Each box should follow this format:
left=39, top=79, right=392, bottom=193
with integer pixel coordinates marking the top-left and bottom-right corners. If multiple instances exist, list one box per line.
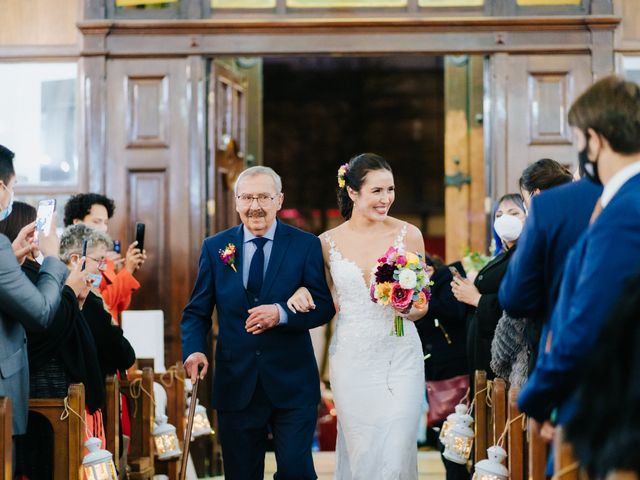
left=439, top=403, right=469, bottom=447
left=82, top=437, right=118, bottom=480
left=442, top=407, right=474, bottom=465
left=188, top=399, right=214, bottom=439
left=473, top=446, right=509, bottom=480
left=152, top=415, right=182, bottom=460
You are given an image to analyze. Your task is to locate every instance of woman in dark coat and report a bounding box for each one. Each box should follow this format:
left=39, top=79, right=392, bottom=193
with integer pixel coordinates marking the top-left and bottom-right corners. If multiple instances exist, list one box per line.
left=451, top=193, right=526, bottom=380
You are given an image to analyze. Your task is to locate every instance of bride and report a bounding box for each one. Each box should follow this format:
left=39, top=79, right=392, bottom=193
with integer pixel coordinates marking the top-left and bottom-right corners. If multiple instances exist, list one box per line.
left=288, top=153, right=430, bottom=479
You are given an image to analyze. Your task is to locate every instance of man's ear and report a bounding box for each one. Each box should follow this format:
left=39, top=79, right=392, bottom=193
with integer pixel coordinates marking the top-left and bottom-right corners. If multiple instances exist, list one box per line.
left=72, top=219, right=81, bottom=225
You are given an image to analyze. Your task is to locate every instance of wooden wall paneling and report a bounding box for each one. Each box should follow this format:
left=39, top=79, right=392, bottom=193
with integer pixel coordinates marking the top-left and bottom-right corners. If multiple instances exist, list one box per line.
left=468, top=55, right=487, bottom=255
left=487, top=53, right=509, bottom=202
left=444, top=56, right=471, bottom=262
left=106, top=58, right=191, bottom=367
left=614, top=0, right=640, bottom=51
left=0, top=0, right=79, bottom=46
left=80, top=55, right=108, bottom=194
left=505, top=54, right=592, bottom=192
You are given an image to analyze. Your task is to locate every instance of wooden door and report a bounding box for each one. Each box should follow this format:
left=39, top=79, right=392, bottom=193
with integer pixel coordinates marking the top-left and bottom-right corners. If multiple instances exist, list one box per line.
left=491, top=54, right=593, bottom=198
left=444, top=55, right=486, bottom=263
left=207, top=61, right=248, bottom=236
left=106, top=58, right=193, bottom=366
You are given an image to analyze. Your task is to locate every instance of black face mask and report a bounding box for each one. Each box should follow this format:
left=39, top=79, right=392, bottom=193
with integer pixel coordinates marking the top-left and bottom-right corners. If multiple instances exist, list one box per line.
left=578, top=132, right=602, bottom=185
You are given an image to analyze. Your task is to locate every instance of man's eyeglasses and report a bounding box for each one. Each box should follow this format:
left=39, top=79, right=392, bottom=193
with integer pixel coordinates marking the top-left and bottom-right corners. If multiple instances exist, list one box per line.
left=236, top=193, right=278, bottom=207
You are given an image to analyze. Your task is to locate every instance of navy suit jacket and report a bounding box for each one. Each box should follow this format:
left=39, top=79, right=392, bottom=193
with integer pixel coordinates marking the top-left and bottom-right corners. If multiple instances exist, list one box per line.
left=181, top=220, right=335, bottom=412
left=499, top=178, right=602, bottom=321
left=518, top=173, right=640, bottom=422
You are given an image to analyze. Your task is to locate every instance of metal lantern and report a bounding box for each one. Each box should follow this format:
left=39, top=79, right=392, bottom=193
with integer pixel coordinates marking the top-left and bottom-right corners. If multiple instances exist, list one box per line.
left=442, top=408, right=474, bottom=465
left=473, top=446, right=509, bottom=480
left=439, top=403, right=469, bottom=447
left=152, top=414, right=182, bottom=460
left=189, top=400, right=214, bottom=439
left=82, top=437, right=118, bottom=480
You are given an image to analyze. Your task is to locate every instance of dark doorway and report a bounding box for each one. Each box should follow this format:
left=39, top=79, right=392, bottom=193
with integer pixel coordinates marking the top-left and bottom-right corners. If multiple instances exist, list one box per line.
left=263, top=56, right=446, bottom=257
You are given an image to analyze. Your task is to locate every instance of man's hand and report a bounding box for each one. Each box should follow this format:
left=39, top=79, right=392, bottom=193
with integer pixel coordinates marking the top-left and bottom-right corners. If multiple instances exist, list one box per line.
left=530, top=418, right=556, bottom=444
left=106, top=251, right=125, bottom=272
left=12, top=222, right=37, bottom=264
left=184, top=352, right=208, bottom=385
left=245, top=304, right=280, bottom=335
left=38, top=216, right=60, bottom=258
left=125, top=241, right=146, bottom=274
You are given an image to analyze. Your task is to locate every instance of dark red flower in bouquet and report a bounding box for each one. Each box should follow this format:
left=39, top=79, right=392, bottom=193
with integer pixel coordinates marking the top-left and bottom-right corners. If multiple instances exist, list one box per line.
left=391, top=283, right=413, bottom=310
left=374, top=263, right=395, bottom=284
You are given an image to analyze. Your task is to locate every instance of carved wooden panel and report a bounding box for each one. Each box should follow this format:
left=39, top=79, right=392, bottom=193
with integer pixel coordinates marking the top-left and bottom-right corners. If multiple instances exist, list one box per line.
left=126, top=75, right=170, bottom=148
left=107, top=58, right=193, bottom=367
left=128, top=170, right=167, bottom=311
left=528, top=72, right=572, bottom=145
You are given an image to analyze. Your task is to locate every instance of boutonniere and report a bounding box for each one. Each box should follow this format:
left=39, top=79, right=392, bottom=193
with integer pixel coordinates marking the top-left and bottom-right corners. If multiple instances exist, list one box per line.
left=219, top=243, right=237, bottom=272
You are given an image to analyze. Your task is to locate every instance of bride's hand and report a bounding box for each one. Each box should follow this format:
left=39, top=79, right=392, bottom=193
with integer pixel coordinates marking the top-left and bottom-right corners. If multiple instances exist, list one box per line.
left=399, top=301, right=429, bottom=322
left=287, top=286, right=315, bottom=313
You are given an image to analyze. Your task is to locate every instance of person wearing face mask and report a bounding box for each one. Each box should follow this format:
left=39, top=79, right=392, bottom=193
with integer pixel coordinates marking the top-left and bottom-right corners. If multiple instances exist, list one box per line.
left=451, top=193, right=526, bottom=380
left=64, top=193, right=146, bottom=322
left=0, top=144, right=68, bottom=469
left=518, top=76, right=640, bottom=443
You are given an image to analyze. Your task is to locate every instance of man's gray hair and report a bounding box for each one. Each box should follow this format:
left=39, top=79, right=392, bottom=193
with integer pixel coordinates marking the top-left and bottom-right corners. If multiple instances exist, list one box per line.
left=59, top=224, right=113, bottom=264
left=234, top=166, right=282, bottom=194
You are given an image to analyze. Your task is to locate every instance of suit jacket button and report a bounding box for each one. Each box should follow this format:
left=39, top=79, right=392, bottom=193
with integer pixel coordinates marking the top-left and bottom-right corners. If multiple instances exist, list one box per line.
left=254, top=297, right=259, bottom=302
left=256, top=350, right=261, bottom=356
left=478, top=274, right=484, bottom=280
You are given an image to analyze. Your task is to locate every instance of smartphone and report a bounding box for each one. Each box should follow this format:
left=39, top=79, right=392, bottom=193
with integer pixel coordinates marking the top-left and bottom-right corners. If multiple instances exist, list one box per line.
left=34, top=199, right=56, bottom=242
left=81, top=239, right=88, bottom=271
left=449, top=265, right=462, bottom=279
left=135, top=223, right=145, bottom=252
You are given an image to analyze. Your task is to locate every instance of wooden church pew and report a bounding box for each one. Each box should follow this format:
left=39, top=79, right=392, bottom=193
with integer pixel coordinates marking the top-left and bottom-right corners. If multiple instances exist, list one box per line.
left=507, top=387, right=525, bottom=480
left=474, top=370, right=489, bottom=463
left=28, top=383, right=85, bottom=480
left=105, top=374, right=120, bottom=464
left=0, top=397, right=11, bottom=480
left=153, top=364, right=186, bottom=480
left=554, top=426, right=581, bottom=480
left=491, top=378, right=507, bottom=446
left=528, top=417, right=548, bottom=480
left=121, top=367, right=155, bottom=479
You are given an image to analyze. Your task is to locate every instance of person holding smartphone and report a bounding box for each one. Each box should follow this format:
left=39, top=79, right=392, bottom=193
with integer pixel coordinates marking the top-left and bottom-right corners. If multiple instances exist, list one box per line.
left=0, top=145, right=69, bottom=466
left=63, top=193, right=146, bottom=322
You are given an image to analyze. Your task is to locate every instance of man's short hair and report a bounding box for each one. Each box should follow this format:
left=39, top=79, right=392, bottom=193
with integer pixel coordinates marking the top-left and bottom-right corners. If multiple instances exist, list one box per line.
left=0, top=144, right=15, bottom=185
left=63, top=193, right=115, bottom=227
left=568, top=75, right=640, bottom=155
left=234, top=166, right=282, bottom=194
left=59, top=224, right=112, bottom=264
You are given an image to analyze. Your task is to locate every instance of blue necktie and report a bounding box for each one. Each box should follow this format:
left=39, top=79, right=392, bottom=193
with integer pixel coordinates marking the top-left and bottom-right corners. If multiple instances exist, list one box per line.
left=247, top=237, right=268, bottom=298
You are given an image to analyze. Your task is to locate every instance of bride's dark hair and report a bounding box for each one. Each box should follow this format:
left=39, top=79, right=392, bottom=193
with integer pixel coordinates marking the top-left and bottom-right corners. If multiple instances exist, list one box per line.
left=337, top=153, right=392, bottom=220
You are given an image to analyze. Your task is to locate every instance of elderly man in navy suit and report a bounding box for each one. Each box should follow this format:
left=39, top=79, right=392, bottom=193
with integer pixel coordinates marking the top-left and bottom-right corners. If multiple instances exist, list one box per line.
left=181, top=166, right=335, bottom=480
left=518, top=76, right=640, bottom=429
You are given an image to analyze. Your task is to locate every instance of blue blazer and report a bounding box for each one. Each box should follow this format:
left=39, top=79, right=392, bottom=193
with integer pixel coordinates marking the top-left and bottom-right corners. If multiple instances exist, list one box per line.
left=181, top=221, right=335, bottom=411
left=499, top=178, right=602, bottom=321
left=518, top=173, right=640, bottom=423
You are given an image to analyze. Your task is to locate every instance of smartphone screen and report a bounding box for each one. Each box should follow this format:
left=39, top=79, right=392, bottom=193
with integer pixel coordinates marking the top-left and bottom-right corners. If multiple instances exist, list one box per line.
left=81, top=239, right=88, bottom=271
left=135, top=223, right=145, bottom=252
left=35, top=199, right=56, bottom=241
left=448, top=265, right=462, bottom=278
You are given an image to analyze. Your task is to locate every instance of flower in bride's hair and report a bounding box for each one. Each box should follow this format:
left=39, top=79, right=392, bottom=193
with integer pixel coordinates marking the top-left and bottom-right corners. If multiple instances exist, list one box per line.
left=337, top=163, right=349, bottom=189
left=398, top=268, right=418, bottom=290
left=374, top=263, right=395, bottom=284
left=391, top=284, right=413, bottom=310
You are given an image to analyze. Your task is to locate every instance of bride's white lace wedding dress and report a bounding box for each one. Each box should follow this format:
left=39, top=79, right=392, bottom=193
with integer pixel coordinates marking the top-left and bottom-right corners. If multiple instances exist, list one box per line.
left=323, top=225, right=425, bottom=480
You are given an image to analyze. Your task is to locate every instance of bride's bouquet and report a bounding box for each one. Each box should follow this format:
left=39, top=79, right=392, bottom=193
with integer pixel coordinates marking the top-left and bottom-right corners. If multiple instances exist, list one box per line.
left=369, top=246, right=432, bottom=337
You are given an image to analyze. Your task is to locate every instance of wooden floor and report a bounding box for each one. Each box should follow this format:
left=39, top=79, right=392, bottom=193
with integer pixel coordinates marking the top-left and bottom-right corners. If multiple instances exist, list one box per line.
left=208, top=450, right=447, bottom=479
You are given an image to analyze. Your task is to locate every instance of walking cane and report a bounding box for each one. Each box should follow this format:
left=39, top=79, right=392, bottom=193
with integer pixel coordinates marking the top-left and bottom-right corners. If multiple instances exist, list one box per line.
left=180, top=363, right=204, bottom=480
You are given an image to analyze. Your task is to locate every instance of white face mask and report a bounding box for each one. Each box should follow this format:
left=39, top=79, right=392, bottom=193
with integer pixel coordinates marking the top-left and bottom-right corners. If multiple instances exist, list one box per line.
left=494, top=214, right=523, bottom=242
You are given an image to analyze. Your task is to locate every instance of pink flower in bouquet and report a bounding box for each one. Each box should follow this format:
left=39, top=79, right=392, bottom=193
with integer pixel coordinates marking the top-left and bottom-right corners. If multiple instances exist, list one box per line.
left=396, top=255, right=407, bottom=266
left=391, top=283, right=413, bottom=310
left=380, top=246, right=398, bottom=265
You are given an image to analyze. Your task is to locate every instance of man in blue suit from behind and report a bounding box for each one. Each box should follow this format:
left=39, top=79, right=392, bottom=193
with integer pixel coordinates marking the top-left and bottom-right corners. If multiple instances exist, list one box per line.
left=518, top=76, right=640, bottom=427
left=181, top=166, right=335, bottom=480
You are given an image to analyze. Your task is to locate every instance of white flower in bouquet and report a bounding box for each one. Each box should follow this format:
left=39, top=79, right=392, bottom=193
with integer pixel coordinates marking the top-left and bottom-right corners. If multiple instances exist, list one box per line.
left=398, top=269, right=418, bottom=289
